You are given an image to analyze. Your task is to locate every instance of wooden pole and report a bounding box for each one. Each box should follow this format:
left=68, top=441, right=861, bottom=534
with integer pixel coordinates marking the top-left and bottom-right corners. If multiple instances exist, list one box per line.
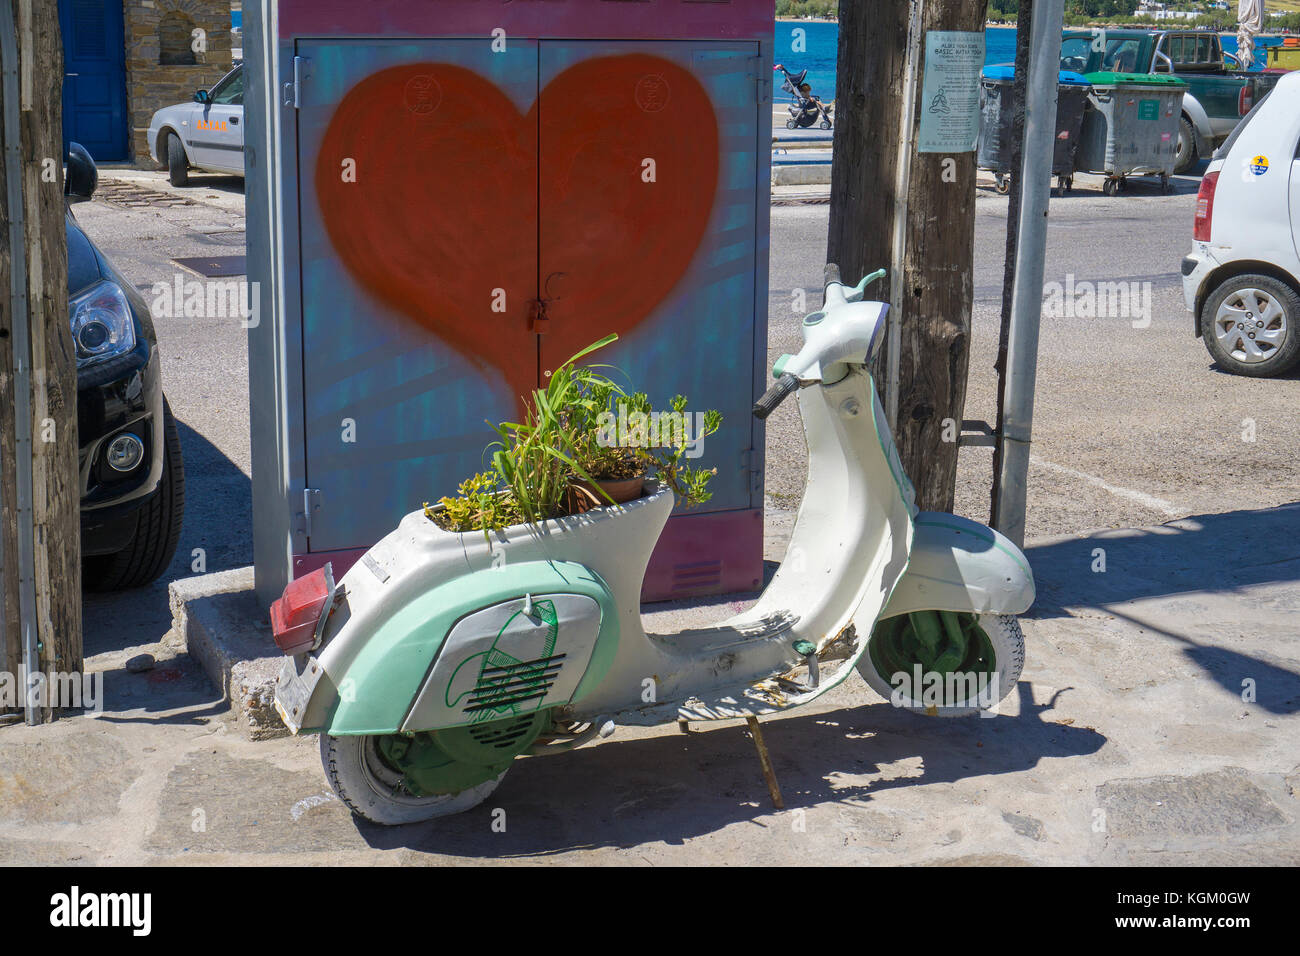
left=1, top=0, right=80, bottom=722
left=828, top=0, right=987, bottom=512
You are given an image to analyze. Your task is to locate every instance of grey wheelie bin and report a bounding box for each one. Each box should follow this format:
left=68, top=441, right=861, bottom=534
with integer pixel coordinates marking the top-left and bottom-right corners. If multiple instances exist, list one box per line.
left=977, top=66, right=1091, bottom=196
left=1076, top=72, right=1187, bottom=195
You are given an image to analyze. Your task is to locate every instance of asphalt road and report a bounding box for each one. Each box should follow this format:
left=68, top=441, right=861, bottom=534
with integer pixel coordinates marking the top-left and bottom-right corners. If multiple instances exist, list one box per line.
left=763, top=172, right=1300, bottom=540
left=71, top=166, right=1300, bottom=649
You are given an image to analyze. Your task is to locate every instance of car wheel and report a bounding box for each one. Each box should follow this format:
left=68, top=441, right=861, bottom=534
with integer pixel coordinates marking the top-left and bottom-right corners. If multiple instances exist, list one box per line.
left=1173, top=115, right=1197, bottom=175
left=166, top=133, right=190, bottom=187
left=83, top=400, right=186, bottom=591
left=1200, top=274, right=1300, bottom=378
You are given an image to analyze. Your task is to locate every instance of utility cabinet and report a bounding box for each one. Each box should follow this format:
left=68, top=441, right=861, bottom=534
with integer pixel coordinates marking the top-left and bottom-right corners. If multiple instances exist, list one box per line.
left=245, top=0, right=773, bottom=607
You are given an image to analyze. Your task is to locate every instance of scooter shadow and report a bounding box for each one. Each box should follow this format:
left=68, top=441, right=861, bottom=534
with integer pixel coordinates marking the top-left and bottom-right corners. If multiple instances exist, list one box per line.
left=354, top=681, right=1104, bottom=857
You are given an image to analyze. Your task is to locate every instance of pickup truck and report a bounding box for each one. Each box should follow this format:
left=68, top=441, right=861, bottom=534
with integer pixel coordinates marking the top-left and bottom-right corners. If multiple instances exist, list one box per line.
left=1060, top=29, right=1277, bottom=174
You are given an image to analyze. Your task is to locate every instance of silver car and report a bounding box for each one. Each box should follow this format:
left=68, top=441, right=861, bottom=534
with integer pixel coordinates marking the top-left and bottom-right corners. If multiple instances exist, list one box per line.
left=147, top=64, right=245, bottom=186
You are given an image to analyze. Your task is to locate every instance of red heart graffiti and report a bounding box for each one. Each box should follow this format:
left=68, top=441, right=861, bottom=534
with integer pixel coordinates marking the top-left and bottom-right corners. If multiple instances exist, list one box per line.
left=316, top=55, right=719, bottom=405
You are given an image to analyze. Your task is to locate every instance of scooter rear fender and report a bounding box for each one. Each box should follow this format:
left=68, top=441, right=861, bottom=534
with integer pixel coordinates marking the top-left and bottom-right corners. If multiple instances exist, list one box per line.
left=879, top=512, right=1035, bottom=619
left=297, top=559, right=619, bottom=736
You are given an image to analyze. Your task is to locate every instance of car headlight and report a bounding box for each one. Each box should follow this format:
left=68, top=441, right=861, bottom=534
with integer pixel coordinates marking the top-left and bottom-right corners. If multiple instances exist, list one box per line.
left=70, top=280, right=137, bottom=367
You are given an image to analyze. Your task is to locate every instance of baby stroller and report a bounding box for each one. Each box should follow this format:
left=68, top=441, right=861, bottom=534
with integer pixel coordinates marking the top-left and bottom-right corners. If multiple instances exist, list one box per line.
left=775, top=64, right=833, bottom=130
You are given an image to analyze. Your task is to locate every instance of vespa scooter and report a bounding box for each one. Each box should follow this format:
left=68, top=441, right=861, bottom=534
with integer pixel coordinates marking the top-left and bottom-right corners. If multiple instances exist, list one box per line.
left=270, top=264, right=1035, bottom=825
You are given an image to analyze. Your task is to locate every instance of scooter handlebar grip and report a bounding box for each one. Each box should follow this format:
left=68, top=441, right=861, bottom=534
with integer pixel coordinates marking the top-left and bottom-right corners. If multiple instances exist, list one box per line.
left=824, top=262, right=841, bottom=288
left=753, top=373, right=799, bottom=420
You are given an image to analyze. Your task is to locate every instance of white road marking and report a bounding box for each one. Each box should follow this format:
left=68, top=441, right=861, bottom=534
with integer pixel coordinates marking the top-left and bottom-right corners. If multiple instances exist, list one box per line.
left=1030, top=456, right=1182, bottom=517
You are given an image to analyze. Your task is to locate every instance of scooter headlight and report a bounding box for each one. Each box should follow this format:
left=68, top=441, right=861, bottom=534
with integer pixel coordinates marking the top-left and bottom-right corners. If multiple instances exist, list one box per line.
left=70, top=280, right=137, bottom=368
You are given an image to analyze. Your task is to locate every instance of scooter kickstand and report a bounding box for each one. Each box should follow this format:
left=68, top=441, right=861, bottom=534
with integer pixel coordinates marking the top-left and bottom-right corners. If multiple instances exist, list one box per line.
left=745, top=716, right=785, bottom=810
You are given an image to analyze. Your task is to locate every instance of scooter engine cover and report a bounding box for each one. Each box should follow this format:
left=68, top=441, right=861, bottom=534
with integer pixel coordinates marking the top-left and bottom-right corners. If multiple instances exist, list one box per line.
left=402, top=593, right=604, bottom=732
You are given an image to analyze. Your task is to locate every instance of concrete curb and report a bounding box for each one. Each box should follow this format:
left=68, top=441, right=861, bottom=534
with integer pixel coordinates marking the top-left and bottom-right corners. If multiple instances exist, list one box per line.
left=169, top=567, right=288, bottom=740
left=772, top=165, right=831, bottom=186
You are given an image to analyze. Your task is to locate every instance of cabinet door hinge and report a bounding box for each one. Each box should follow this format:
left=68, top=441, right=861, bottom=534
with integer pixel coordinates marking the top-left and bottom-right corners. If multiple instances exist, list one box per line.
left=741, top=448, right=763, bottom=497
left=297, top=488, right=322, bottom=537
left=283, top=55, right=310, bottom=109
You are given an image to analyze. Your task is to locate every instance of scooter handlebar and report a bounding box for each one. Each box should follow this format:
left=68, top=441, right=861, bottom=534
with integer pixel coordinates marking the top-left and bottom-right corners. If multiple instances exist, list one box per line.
left=753, top=372, right=800, bottom=420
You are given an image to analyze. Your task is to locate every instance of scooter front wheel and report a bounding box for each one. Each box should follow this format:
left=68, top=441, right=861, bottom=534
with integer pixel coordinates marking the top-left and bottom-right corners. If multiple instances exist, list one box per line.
left=321, top=733, right=508, bottom=826
left=857, top=612, right=1025, bottom=718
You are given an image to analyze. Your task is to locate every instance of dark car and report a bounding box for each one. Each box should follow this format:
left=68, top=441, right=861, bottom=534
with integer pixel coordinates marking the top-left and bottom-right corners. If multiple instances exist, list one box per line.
left=65, top=144, right=184, bottom=590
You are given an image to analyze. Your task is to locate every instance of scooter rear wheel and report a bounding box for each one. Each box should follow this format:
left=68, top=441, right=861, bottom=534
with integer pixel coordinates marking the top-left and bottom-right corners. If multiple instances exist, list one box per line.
left=321, top=733, right=508, bottom=826
left=856, top=612, right=1025, bottom=718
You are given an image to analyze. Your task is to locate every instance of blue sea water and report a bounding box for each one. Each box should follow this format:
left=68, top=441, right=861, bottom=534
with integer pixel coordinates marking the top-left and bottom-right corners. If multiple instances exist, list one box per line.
left=773, top=22, right=1282, bottom=101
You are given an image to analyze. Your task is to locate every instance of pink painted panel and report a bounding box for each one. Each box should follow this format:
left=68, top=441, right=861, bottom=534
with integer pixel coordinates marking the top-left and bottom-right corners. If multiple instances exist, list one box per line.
left=279, top=0, right=772, bottom=41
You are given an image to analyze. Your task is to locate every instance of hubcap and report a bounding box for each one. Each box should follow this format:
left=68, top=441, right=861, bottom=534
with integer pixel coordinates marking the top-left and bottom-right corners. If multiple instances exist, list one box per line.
left=363, top=712, right=547, bottom=798
left=1214, top=288, right=1287, bottom=364
left=869, top=611, right=996, bottom=708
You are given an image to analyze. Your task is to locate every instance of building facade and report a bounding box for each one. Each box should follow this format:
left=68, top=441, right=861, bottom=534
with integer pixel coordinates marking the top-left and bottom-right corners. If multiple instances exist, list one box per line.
left=59, top=0, right=233, bottom=164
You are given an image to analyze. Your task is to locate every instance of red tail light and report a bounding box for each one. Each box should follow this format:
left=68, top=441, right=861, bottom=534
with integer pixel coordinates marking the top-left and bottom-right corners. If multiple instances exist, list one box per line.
left=1194, top=171, right=1218, bottom=242
left=1239, top=85, right=1253, bottom=116
left=270, top=564, right=336, bottom=655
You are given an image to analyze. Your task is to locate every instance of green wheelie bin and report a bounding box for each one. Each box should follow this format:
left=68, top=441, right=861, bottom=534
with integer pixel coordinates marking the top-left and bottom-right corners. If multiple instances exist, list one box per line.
left=1076, top=72, right=1187, bottom=195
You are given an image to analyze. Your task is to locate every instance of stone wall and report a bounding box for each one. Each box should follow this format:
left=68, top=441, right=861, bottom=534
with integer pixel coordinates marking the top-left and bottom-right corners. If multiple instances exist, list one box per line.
left=124, top=0, right=233, bottom=165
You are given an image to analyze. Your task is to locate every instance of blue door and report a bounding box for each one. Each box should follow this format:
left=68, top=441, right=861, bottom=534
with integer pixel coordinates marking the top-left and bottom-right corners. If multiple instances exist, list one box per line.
left=58, top=0, right=129, bottom=162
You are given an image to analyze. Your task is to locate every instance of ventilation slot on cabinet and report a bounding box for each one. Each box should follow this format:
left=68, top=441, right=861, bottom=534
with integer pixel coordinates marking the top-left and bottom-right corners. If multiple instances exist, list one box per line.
left=672, top=559, right=723, bottom=593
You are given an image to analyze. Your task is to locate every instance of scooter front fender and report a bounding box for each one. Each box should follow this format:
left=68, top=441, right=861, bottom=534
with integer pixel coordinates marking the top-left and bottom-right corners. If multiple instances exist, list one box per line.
left=879, top=512, right=1034, bottom=619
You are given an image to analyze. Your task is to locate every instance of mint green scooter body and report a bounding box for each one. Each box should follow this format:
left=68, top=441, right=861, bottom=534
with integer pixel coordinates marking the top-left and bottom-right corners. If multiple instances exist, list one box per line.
left=322, top=560, right=619, bottom=735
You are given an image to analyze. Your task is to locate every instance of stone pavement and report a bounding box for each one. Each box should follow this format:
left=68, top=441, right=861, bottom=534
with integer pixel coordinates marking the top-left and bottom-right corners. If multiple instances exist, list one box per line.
left=1, top=503, right=1296, bottom=865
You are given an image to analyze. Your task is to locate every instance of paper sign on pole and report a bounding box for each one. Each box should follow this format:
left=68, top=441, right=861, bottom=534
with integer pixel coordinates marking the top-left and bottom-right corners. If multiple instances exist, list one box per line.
left=917, top=30, right=985, bottom=153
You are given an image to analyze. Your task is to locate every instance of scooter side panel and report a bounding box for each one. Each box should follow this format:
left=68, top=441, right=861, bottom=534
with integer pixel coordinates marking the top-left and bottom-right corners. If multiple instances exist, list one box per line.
left=324, top=560, right=618, bottom=735
left=879, top=512, right=1035, bottom=619
left=400, top=593, right=603, bottom=733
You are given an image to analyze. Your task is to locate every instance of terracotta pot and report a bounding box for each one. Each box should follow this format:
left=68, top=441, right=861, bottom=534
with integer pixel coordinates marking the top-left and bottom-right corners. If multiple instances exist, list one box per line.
left=567, top=474, right=645, bottom=514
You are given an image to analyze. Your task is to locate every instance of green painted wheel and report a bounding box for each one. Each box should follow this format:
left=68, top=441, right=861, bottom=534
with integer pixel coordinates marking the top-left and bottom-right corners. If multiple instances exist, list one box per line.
left=322, top=712, right=549, bottom=825
left=858, top=612, right=1024, bottom=716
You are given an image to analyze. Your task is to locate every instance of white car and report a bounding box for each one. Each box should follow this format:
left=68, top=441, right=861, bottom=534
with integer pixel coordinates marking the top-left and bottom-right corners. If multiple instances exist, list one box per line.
left=1182, top=70, right=1300, bottom=378
left=147, top=64, right=245, bottom=186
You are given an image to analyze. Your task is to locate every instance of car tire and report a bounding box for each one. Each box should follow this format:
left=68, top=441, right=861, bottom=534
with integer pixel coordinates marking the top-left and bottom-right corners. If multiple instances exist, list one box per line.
left=83, top=400, right=186, bottom=591
left=1200, top=274, right=1300, bottom=378
left=166, top=133, right=190, bottom=187
left=1173, top=115, right=1197, bottom=175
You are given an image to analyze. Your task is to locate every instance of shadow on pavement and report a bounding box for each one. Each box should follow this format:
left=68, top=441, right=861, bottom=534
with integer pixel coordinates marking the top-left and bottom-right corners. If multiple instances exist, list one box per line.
left=177, top=174, right=245, bottom=196
left=81, top=414, right=251, bottom=715
left=1026, top=502, right=1300, bottom=614
left=351, top=681, right=1104, bottom=856
left=1026, top=502, right=1300, bottom=716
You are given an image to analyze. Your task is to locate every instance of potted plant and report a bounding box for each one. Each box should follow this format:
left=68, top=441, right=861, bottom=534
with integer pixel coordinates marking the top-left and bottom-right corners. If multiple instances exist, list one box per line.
left=426, top=335, right=721, bottom=533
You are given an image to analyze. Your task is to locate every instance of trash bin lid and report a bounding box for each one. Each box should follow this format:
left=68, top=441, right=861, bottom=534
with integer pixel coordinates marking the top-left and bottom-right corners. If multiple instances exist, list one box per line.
left=982, top=64, right=1091, bottom=86
left=1083, top=71, right=1187, bottom=89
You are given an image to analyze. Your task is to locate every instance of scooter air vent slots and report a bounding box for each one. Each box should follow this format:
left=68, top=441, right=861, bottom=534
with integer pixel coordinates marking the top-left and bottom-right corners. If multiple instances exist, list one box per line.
left=468, top=715, right=542, bottom=750
left=463, top=654, right=567, bottom=714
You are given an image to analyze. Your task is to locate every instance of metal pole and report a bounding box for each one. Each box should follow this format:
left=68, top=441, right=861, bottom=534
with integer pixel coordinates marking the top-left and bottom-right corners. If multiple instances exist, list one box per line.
left=886, top=0, right=924, bottom=431
left=992, top=0, right=1064, bottom=548
left=1, top=0, right=40, bottom=724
